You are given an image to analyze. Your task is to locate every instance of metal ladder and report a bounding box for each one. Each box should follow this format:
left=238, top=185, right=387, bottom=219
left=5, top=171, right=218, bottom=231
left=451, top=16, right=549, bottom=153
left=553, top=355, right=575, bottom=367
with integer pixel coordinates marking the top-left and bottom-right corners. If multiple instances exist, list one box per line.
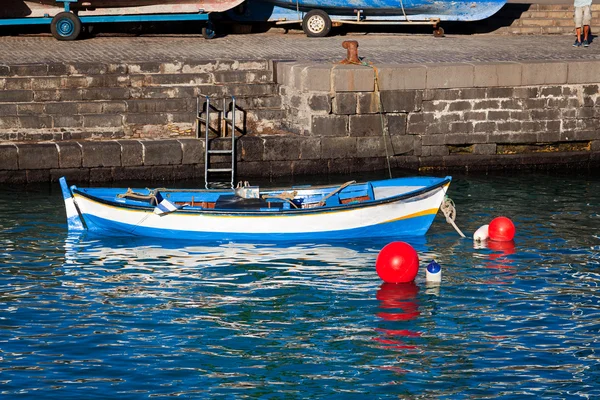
left=196, top=95, right=237, bottom=189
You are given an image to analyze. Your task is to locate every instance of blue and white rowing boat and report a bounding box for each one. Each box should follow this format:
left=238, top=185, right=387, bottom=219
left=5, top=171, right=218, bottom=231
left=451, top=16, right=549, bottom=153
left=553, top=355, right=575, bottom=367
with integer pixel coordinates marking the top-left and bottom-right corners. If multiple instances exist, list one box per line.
left=59, top=176, right=451, bottom=241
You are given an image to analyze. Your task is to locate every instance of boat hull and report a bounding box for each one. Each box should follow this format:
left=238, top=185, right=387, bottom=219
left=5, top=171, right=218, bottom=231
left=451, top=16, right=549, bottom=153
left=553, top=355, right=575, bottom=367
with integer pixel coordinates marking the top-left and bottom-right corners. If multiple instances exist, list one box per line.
left=61, top=177, right=451, bottom=242
left=230, top=0, right=506, bottom=22
left=3, top=1, right=244, bottom=19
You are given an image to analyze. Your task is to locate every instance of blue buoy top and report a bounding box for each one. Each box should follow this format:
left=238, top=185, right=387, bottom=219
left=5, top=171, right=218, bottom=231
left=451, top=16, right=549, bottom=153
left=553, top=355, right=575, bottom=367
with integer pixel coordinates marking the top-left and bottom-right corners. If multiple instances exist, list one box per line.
left=427, top=261, right=441, bottom=274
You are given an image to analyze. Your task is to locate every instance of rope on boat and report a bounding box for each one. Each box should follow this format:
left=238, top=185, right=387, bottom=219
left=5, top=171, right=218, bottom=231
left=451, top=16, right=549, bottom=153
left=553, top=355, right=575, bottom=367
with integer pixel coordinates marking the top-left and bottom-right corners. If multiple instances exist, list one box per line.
left=262, top=191, right=299, bottom=208
left=117, top=188, right=159, bottom=205
left=399, top=0, right=411, bottom=22
left=440, top=196, right=466, bottom=238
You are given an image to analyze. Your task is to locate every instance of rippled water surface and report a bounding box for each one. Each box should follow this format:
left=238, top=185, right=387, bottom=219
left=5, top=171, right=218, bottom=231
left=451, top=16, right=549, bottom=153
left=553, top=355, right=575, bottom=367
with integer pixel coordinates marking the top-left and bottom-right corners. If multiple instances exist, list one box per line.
left=1, top=172, right=599, bottom=399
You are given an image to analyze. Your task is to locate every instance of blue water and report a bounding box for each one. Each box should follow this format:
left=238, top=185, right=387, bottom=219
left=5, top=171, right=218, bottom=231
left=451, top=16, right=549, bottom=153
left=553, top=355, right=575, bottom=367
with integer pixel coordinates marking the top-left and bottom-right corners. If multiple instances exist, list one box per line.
left=1, top=171, right=599, bottom=399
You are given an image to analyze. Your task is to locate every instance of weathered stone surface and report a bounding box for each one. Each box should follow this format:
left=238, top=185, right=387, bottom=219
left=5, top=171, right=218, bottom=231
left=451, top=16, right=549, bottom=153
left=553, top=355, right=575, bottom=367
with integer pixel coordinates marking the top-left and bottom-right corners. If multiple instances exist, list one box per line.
left=83, top=114, right=123, bottom=128
left=143, top=140, right=183, bottom=165
left=50, top=168, right=90, bottom=183
left=376, top=64, right=427, bottom=90
left=332, top=65, right=374, bottom=92
left=521, top=61, right=568, bottom=85
left=321, top=137, right=357, bottom=159
left=349, top=115, right=384, bottom=137
left=386, top=114, right=407, bottom=135
left=57, top=142, right=82, bottom=168
left=18, top=143, right=59, bottom=170
left=292, top=159, right=325, bottom=176
left=473, top=62, right=522, bottom=87
left=82, top=141, right=122, bottom=168
left=311, top=115, right=347, bottom=136
left=357, top=92, right=380, bottom=114
left=26, top=169, right=50, bottom=183
left=269, top=161, right=293, bottom=177
left=178, top=138, right=203, bottom=165
left=0, top=90, right=33, bottom=102
left=298, top=137, right=321, bottom=160
left=117, top=140, right=144, bottom=167
left=332, top=93, right=356, bottom=114
left=0, top=144, right=18, bottom=170
left=264, top=136, right=302, bottom=161
left=308, top=93, right=331, bottom=113
left=426, top=63, right=474, bottom=89
left=567, top=61, right=600, bottom=84
left=301, top=65, right=333, bottom=92
left=381, top=91, right=422, bottom=113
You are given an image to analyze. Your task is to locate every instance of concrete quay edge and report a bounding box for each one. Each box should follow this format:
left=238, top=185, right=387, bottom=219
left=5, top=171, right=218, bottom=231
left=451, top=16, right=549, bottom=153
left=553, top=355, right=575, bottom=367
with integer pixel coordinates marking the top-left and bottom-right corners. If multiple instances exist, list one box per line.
left=275, top=59, right=600, bottom=91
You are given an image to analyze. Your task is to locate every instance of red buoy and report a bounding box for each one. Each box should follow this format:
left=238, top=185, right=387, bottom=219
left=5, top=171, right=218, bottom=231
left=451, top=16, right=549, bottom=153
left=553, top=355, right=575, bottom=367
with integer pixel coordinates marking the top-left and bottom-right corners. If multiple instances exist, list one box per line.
left=376, top=242, right=419, bottom=283
left=488, top=216, right=516, bottom=242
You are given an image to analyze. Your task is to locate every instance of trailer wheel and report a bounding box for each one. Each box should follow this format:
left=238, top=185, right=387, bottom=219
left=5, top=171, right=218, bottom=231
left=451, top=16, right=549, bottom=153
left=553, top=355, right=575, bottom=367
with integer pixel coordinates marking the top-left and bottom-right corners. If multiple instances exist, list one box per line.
left=302, top=10, right=331, bottom=37
left=433, top=26, right=445, bottom=37
left=51, top=12, right=82, bottom=41
left=202, top=21, right=216, bottom=39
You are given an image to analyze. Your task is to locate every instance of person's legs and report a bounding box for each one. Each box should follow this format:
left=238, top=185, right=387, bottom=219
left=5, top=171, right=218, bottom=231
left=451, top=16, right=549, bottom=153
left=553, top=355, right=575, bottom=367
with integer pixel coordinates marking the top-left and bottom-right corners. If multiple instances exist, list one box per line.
left=574, top=6, right=583, bottom=45
left=583, top=5, right=592, bottom=43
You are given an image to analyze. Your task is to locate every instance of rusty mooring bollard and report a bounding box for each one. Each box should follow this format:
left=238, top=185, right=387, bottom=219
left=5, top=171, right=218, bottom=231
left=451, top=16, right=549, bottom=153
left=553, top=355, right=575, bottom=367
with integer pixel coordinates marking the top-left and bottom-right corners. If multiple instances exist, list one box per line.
left=340, top=40, right=360, bottom=64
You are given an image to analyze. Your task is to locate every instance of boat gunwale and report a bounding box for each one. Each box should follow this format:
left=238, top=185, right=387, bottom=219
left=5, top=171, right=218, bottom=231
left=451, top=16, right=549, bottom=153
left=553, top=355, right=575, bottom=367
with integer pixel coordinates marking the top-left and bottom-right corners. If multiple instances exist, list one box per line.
left=71, top=177, right=451, bottom=216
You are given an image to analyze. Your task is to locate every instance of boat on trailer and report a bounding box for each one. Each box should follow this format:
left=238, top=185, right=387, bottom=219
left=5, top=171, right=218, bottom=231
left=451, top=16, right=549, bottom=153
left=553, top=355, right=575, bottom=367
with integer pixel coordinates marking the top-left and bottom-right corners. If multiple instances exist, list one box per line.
left=59, top=176, right=452, bottom=242
left=228, top=0, right=507, bottom=37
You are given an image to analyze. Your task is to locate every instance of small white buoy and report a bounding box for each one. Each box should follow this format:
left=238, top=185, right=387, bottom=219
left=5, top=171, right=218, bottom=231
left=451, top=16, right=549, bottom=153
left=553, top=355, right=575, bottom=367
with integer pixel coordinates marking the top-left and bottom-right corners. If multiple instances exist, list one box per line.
left=426, top=260, right=442, bottom=283
left=473, top=224, right=489, bottom=242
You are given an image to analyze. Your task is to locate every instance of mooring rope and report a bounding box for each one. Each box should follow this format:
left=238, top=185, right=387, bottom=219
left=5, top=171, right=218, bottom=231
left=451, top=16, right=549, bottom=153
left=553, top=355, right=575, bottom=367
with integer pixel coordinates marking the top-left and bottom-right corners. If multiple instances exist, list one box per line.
left=440, top=196, right=466, bottom=238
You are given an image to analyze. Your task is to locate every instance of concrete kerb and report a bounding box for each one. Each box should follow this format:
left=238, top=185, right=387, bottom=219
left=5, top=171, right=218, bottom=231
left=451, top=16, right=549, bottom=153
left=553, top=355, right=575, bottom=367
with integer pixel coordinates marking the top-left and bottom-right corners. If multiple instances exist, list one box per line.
left=274, top=59, right=600, bottom=91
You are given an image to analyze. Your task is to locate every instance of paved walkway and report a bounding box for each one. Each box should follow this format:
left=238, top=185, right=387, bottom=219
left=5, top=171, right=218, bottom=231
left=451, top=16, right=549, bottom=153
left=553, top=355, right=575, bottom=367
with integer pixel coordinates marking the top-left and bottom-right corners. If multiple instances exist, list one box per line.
left=0, top=31, right=599, bottom=65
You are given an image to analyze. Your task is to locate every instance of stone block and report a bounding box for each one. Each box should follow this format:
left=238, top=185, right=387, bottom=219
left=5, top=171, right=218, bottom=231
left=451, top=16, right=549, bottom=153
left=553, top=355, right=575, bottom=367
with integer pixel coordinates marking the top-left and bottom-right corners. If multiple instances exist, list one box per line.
left=53, top=115, right=83, bottom=128
left=376, top=64, right=427, bottom=90
left=125, top=113, right=169, bottom=125
left=26, top=169, right=51, bottom=183
left=112, top=166, right=151, bottom=181
left=81, top=141, right=122, bottom=168
left=6, top=78, right=32, bottom=90
left=81, top=88, right=130, bottom=101
left=291, top=159, right=325, bottom=176
left=32, top=77, right=62, bottom=91
left=387, top=114, right=407, bottom=136
left=567, top=61, right=600, bottom=84
left=357, top=92, right=380, bottom=114
left=57, top=142, right=82, bottom=168
left=17, top=104, right=44, bottom=115
left=332, top=65, right=375, bottom=92
left=264, top=136, right=303, bottom=161
left=83, top=114, right=123, bottom=128
left=89, top=167, right=114, bottom=182
left=349, top=115, right=384, bottom=137
left=45, top=102, right=78, bottom=115
left=308, top=93, right=331, bottom=113
left=143, top=140, right=183, bottom=166
left=332, top=93, right=357, bottom=115
left=239, top=136, right=265, bottom=162
left=19, top=116, right=52, bottom=129
left=0, top=104, right=17, bottom=116
left=356, top=137, right=386, bottom=158
left=274, top=61, right=296, bottom=85
left=269, top=161, right=293, bottom=178
left=381, top=90, right=422, bottom=113
left=390, top=135, right=416, bottom=155
left=117, top=140, right=144, bottom=166
left=10, top=65, right=48, bottom=76
left=18, top=143, right=59, bottom=170
left=311, top=115, right=347, bottom=137
left=321, top=137, right=357, bottom=159
left=448, top=101, right=472, bottom=112
left=288, top=62, right=315, bottom=89
left=426, top=63, right=474, bottom=89
left=0, top=144, right=18, bottom=170
left=301, top=65, right=333, bottom=92
left=421, top=134, right=446, bottom=146
left=298, top=137, right=321, bottom=160
left=0, top=90, right=33, bottom=102
left=179, top=138, right=203, bottom=165
left=473, top=62, right=522, bottom=87
left=522, top=61, right=568, bottom=85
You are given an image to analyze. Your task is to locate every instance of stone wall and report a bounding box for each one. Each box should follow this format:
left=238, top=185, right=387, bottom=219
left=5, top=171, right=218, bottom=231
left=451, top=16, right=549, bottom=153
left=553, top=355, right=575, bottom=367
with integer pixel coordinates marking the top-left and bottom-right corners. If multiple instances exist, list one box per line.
left=1, top=58, right=599, bottom=184
left=275, top=60, right=600, bottom=171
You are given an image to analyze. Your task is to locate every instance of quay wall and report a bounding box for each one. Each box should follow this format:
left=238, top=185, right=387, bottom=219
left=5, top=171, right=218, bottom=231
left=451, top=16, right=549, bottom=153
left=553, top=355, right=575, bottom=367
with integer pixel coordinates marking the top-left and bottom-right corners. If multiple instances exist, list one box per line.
left=0, top=58, right=599, bottom=184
